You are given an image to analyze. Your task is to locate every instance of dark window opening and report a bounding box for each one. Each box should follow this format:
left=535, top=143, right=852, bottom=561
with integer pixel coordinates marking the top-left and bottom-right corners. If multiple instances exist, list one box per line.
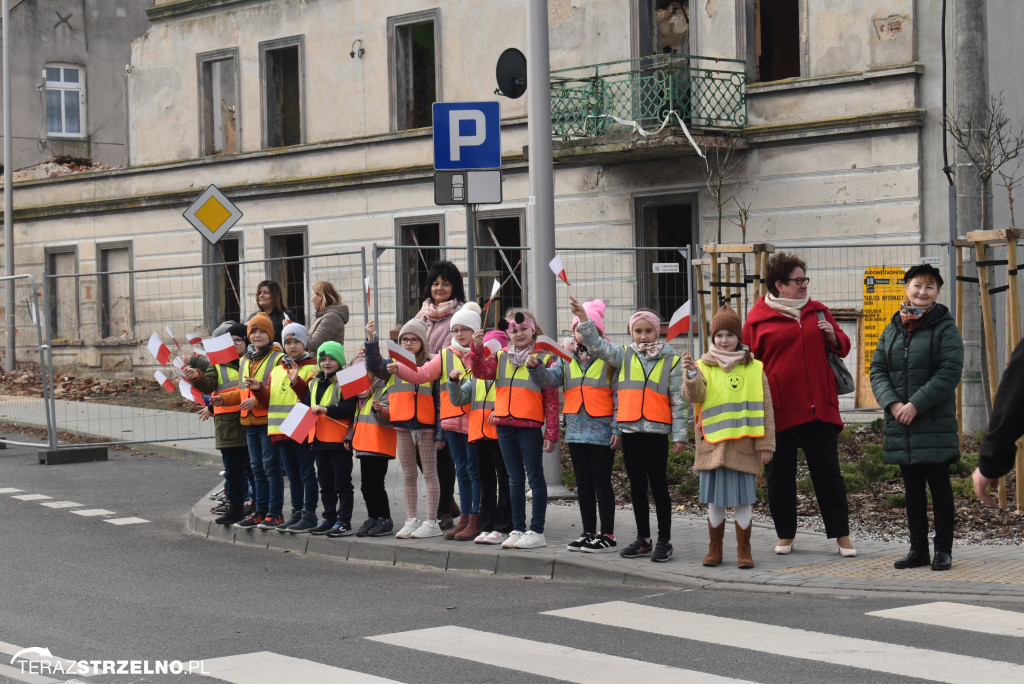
left=475, top=217, right=524, bottom=319
left=655, top=1, right=690, bottom=54
left=637, top=202, right=692, bottom=321
left=756, top=0, right=800, bottom=82
left=98, top=246, right=132, bottom=339
left=266, top=232, right=307, bottom=325
left=205, top=237, right=241, bottom=330
left=398, top=222, right=441, bottom=321
left=201, top=56, right=238, bottom=155
left=46, top=250, right=78, bottom=341
left=395, top=20, right=436, bottom=130
left=265, top=45, right=301, bottom=147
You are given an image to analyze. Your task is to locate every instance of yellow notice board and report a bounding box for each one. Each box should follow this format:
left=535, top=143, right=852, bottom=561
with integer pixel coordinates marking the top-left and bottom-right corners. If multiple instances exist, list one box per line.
left=862, top=267, right=906, bottom=378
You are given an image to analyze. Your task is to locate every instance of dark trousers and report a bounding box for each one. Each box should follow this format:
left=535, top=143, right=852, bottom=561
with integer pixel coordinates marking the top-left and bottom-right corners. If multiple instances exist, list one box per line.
left=279, top=439, right=318, bottom=514
left=220, top=446, right=250, bottom=508
left=359, top=455, right=391, bottom=520
left=315, top=447, right=354, bottom=526
left=569, top=442, right=616, bottom=536
left=766, top=420, right=851, bottom=539
left=900, top=462, right=955, bottom=553
left=420, top=441, right=457, bottom=517
left=475, top=438, right=512, bottom=534
left=622, top=433, right=672, bottom=542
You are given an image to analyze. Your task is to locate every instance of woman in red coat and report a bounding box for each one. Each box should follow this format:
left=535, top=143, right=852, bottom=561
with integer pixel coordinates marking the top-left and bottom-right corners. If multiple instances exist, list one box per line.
left=743, top=252, right=856, bottom=557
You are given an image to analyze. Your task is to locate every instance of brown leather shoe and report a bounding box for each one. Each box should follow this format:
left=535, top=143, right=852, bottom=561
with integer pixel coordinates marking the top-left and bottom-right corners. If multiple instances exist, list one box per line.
left=438, top=513, right=454, bottom=530
left=454, top=514, right=481, bottom=541
left=445, top=514, right=469, bottom=540
left=702, top=521, right=725, bottom=566
left=735, top=521, right=754, bottom=569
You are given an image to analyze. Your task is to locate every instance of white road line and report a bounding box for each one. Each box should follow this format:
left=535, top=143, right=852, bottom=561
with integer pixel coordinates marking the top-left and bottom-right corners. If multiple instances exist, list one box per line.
left=543, top=601, right=1024, bottom=684
left=368, top=626, right=750, bottom=684
left=104, top=517, right=150, bottom=526
left=12, top=494, right=52, bottom=501
left=70, top=509, right=116, bottom=517
left=200, top=651, right=401, bottom=684
left=40, top=501, right=84, bottom=509
left=867, top=601, right=1024, bottom=637
left=0, top=662, right=62, bottom=684
left=0, top=487, right=24, bottom=493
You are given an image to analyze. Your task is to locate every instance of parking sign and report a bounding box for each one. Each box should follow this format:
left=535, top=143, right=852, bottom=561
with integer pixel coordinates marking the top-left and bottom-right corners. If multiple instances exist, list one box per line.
left=432, top=102, right=501, bottom=170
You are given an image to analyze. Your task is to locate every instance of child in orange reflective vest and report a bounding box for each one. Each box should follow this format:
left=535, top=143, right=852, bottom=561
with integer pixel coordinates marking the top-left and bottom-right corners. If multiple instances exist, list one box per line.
left=681, top=304, right=775, bottom=569
left=345, top=355, right=396, bottom=538
left=571, top=297, right=687, bottom=563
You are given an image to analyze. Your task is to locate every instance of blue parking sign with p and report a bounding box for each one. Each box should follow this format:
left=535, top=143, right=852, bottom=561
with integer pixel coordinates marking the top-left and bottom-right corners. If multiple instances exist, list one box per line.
left=433, top=102, right=501, bottom=170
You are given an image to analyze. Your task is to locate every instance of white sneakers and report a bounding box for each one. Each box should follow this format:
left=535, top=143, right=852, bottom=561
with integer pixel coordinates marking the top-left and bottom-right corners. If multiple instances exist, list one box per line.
left=501, top=530, right=525, bottom=549
left=395, top=518, right=421, bottom=538
left=513, top=530, right=546, bottom=549
left=410, top=519, right=443, bottom=538
left=474, top=530, right=508, bottom=545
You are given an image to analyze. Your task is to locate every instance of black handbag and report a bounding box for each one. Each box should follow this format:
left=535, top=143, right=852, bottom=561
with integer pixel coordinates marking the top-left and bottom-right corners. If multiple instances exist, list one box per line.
left=816, top=311, right=855, bottom=395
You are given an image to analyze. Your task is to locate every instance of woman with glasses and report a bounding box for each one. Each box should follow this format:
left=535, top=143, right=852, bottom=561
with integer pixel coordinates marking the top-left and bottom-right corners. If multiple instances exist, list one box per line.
left=743, top=252, right=857, bottom=557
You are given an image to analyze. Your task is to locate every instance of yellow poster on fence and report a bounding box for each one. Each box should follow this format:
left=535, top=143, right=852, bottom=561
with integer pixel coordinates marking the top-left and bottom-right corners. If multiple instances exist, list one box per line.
left=862, top=267, right=906, bottom=378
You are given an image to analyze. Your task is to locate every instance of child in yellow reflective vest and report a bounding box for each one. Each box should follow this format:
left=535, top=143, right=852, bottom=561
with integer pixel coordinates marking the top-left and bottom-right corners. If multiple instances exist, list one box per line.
left=681, top=305, right=775, bottom=570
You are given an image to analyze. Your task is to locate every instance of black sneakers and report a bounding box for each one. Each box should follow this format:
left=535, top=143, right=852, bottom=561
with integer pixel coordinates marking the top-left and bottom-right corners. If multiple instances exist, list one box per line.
left=651, top=540, right=673, bottom=562
left=309, top=520, right=336, bottom=535
left=581, top=533, right=617, bottom=553
left=327, top=522, right=353, bottom=537
left=619, top=538, right=653, bottom=558
left=355, top=518, right=377, bottom=537
left=567, top=532, right=593, bottom=552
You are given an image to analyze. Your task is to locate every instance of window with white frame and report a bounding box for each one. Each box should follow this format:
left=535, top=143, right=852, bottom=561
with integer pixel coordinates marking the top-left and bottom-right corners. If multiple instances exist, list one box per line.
left=45, top=64, right=86, bottom=137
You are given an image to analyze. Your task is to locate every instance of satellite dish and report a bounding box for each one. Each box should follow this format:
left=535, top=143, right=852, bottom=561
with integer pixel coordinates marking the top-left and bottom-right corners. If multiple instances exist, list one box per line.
left=495, top=48, right=527, bottom=99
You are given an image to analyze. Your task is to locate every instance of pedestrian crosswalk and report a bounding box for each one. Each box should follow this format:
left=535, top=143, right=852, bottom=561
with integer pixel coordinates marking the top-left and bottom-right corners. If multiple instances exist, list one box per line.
left=2, top=487, right=148, bottom=526
left=866, top=600, right=1024, bottom=637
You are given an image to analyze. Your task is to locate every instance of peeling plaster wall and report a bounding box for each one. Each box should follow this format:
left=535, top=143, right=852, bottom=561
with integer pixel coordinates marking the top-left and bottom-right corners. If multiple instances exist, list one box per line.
left=808, top=1, right=913, bottom=77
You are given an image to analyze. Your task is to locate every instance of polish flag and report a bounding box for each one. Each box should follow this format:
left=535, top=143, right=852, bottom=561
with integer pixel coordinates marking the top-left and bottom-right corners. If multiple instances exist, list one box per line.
left=178, top=378, right=205, bottom=404
left=283, top=314, right=293, bottom=326
left=154, top=370, right=175, bottom=393
left=481, top=279, right=501, bottom=312
left=186, top=332, right=202, bottom=345
left=280, top=403, right=318, bottom=443
left=172, top=356, right=186, bottom=372
left=165, top=327, right=181, bottom=350
left=202, top=332, right=240, bottom=365
left=147, top=332, right=171, bottom=366
left=386, top=340, right=418, bottom=370
left=533, top=335, right=572, bottom=363
left=364, top=277, right=372, bottom=307
left=192, top=348, right=207, bottom=357
left=483, top=338, right=503, bottom=357
left=548, top=254, right=571, bottom=286
left=337, top=361, right=372, bottom=399
left=666, top=300, right=692, bottom=342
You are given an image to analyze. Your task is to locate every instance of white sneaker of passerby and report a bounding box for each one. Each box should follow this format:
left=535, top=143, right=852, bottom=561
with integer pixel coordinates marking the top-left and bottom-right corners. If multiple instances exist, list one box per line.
left=501, top=530, right=525, bottom=549
left=513, top=530, right=546, bottom=549
left=482, top=531, right=507, bottom=545
left=410, top=519, right=443, bottom=538
left=473, top=530, right=491, bottom=543
left=395, top=517, right=420, bottom=538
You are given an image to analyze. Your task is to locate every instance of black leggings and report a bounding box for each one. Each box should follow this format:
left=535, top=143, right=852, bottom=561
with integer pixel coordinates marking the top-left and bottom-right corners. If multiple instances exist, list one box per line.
left=475, top=438, right=512, bottom=534
left=622, top=433, right=672, bottom=542
left=359, top=456, right=391, bottom=520
left=900, top=462, right=955, bottom=553
left=569, top=442, right=615, bottom=536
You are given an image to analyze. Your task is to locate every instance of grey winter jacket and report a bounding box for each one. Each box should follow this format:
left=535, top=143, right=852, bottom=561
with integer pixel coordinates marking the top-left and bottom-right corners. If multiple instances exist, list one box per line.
left=306, top=304, right=350, bottom=353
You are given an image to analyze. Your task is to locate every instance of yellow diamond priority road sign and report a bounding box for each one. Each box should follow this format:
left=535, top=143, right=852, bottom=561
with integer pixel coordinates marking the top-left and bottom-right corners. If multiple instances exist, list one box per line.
left=183, top=184, right=243, bottom=245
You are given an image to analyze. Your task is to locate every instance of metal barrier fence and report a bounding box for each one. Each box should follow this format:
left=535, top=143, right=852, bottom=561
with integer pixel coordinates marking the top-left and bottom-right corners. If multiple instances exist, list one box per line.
left=0, top=274, right=55, bottom=447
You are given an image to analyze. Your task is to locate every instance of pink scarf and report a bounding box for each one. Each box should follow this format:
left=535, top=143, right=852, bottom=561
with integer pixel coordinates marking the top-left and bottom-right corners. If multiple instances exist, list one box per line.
left=702, top=347, right=748, bottom=372
left=418, top=299, right=457, bottom=322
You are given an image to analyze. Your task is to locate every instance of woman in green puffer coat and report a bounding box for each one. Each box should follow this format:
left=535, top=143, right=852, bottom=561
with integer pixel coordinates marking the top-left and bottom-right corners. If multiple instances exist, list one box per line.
left=870, top=264, right=963, bottom=572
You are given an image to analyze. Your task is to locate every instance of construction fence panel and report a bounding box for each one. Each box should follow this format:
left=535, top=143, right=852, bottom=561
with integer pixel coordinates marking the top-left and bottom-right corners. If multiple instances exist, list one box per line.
left=0, top=274, right=53, bottom=447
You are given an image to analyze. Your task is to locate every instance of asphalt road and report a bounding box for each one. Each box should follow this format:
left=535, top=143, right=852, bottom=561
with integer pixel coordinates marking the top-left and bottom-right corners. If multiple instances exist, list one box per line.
left=1, top=443, right=1023, bottom=684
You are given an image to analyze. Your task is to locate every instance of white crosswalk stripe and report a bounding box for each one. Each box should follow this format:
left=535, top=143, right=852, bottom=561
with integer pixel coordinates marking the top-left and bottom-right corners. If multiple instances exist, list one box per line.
left=69, top=509, right=116, bottom=517
left=200, top=651, right=401, bottom=683
left=0, top=487, right=24, bottom=493
left=103, top=517, right=150, bottom=526
left=543, top=600, right=1024, bottom=684
left=40, top=501, right=84, bottom=509
left=12, top=494, right=52, bottom=501
left=367, top=625, right=750, bottom=683
left=867, top=601, right=1024, bottom=637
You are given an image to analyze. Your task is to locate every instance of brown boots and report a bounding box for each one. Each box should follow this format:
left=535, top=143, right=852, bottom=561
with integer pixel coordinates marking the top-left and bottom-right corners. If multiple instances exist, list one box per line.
left=445, top=514, right=469, bottom=540
left=454, top=514, right=481, bottom=541
left=735, top=521, right=754, bottom=569
left=702, top=522, right=725, bottom=566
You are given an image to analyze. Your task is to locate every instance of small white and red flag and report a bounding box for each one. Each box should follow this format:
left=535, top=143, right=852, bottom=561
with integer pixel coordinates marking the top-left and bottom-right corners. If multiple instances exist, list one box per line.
left=192, top=348, right=207, bottom=357
left=178, top=378, right=205, bottom=404
left=283, top=313, right=293, bottom=326
left=337, top=361, right=372, bottom=399
left=154, top=370, right=175, bottom=393
left=548, top=254, right=571, bottom=286
left=483, top=338, right=503, bottom=357
left=533, top=335, right=572, bottom=363
left=386, top=340, right=418, bottom=370
left=186, top=332, right=202, bottom=345
left=280, top=403, right=317, bottom=443
left=202, top=332, right=240, bottom=365
left=165, top=327, right=182, bottom=350
left=481, top=279, right=501, bottom=312
left=364, top=277, right=372, bottom=307
left=172, top=356, right=186, bottom=372
left=147, top=332, right=171, bottom=366
left=666, top=300, right=692, bottom=342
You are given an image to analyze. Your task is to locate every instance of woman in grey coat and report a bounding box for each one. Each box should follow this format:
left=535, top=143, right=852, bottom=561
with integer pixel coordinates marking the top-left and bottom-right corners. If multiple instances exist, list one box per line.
left=306, top=281, right=350, bottom=353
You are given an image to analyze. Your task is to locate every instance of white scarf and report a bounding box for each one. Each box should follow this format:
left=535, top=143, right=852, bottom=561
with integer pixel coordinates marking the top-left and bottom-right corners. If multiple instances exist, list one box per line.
left=765, top=293, right=809, bottom=321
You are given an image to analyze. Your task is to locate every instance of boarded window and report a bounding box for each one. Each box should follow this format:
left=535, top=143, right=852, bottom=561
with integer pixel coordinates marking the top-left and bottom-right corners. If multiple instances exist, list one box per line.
left=200, top=51, right=239, bottom=155
left=46, top=248, right=79, bottom=341
left=98, top=245, right=132, bottom=339
left=262, top=40, right=303, bottom=147
left=390, top=12, right=439, bottom=130
left=756, top=0, right=801, bottom=82
left=397, top=221, right=442, bottom=321
left=204, top=236, right=241, bottom=330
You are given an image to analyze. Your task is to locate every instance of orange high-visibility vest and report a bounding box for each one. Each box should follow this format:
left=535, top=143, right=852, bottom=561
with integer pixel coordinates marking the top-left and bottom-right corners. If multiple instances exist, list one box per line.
left=563, top=357, right=614, bottom=417
left=494, top=351, right=547, bottom=423
left=351, top=384, right=397, bottom=457
left=238, top=351, right=282, bottom=418
left=616, top=347, right=677, bottom=425
left=439, top=349, right=470, bottom=419
left=468, top=378, right=497, bottom=442
left=212, top=364, right=241, bottom=415
left=386, top=374, right=435, bottom=425
left=308, top=377, right=350, bottom=443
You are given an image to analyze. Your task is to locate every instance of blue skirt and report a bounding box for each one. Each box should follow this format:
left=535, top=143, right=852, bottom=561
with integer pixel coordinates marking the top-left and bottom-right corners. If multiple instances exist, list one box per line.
left=699, top=467, right=756, bottom=507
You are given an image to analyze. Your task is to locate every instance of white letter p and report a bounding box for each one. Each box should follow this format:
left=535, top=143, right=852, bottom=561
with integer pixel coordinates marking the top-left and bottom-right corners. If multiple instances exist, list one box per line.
left=449, top=110, right=486, bottom=162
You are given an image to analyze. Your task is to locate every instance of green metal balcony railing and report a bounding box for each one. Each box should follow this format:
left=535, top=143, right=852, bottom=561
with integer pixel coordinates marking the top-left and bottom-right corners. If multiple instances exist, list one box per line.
left=551, top=54, right=747, bottom=139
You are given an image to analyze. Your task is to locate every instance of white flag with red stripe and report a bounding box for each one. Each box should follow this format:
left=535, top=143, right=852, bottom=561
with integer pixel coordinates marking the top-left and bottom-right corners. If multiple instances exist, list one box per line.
left=280, top=403, right=318, bottom=443
left=364, top=277, right=372, bottom=307
left=202, top=332, right=239, bottom=365
left=172, top=356, right=186, bottom=372
left=147, top=332, right=171, bottom=366
left=186, top=332, right=202, bottom=345
left=165, top=327, right=182, bottom=350
left=386, top=340, right=418, bottom=369
left=154, top=370, right=175, bottom=393
left=533, top=335, right=572, bottom=363
left=178, top=378, right=205, bottom=404
left=481, top=279, right=501, bottom=312
left=666, top=300, right=691, bottom=342
left=483, top=338, right=503, bottom=357
left=337, top=361, right=372, bottom=399
left=548, top=254, right=571, bottom=285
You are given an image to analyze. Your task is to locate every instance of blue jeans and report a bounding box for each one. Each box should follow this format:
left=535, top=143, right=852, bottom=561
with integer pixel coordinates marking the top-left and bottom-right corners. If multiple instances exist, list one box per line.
left=246, top=426, right=283, bottom=517
left=445, top=430, right=480, bottom=516
left=496, top=425, right=546, bottom=533
left=279, top=439, right=318, bottom=514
